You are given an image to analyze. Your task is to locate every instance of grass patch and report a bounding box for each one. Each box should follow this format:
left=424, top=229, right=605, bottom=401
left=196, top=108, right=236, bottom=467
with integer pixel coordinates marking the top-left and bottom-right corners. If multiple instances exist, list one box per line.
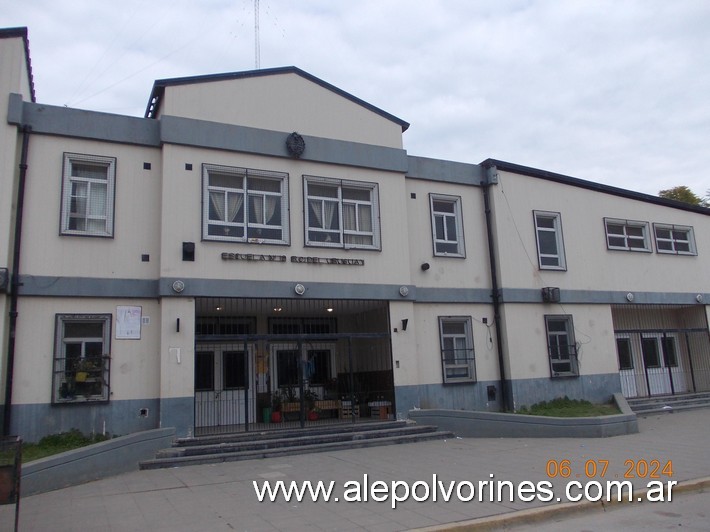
left=517, top=396, right=620, bottom=417
left=21, top=429, right=110, bottom=463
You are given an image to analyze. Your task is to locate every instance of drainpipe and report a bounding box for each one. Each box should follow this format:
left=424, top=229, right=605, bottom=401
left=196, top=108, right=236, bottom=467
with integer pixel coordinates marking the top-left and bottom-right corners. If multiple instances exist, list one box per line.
left=480, top=164, right=510, bottom=412
left=3, top=125, right=31, bottom=436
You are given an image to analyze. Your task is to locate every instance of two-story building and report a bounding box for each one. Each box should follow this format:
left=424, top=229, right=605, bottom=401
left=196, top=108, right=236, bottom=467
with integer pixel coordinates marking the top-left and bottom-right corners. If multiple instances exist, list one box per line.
left=2, top=27, right=709, bottom=441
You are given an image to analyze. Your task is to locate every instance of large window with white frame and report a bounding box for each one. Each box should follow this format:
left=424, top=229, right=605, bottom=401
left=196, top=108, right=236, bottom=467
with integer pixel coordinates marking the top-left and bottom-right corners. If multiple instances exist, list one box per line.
left=60, top=153, right=116, bottom=237
left=545, top=315, right=578, bottom=377
left=438, top=316, right=476, bottom=383
left=430, top=194, right=465, bottom=257
left=604, top=218, right=652, bottom=252
left=203, top=164, right=289, bottom=244
left=52, top=314, right=111, bottom=403
left=653, top=223, right=696, bottom=255
left=304, top=175, right=380, bottom=249
left=533, top=211, right=566, bottom=270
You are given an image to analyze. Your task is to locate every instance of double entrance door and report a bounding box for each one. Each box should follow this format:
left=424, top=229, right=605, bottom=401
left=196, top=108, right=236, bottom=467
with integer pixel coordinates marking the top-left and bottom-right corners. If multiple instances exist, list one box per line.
left=616, top=333, right=688, bottom=397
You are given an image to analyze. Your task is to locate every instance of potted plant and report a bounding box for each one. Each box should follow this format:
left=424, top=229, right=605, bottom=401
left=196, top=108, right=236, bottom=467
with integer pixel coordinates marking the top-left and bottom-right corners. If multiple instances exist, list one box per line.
left=74, top=358, right=98, bottom=383
left=304, top=389, right=319, bottom=421
left=270, top=391, right=283, bottom=423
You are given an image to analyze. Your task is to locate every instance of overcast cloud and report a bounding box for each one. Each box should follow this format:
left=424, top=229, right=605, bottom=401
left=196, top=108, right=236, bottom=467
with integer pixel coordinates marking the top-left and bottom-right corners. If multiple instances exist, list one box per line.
left=2, top=0, right=709, bottom=197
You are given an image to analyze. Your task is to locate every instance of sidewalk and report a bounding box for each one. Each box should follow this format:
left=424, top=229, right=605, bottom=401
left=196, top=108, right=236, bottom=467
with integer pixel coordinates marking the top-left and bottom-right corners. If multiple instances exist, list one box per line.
left=2, top=408, right=709, bottom=531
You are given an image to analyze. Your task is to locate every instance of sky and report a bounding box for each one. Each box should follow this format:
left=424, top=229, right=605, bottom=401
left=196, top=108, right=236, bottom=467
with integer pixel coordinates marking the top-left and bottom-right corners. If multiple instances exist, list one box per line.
left=2, top=0, right=709, bottom=198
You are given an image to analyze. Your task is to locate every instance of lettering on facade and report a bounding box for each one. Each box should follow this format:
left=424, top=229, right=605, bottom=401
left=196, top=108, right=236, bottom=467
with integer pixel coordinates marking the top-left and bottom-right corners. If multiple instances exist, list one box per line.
left=221, top=253, right=288, bottom=262
left=290, top=256, right=365, bottom=266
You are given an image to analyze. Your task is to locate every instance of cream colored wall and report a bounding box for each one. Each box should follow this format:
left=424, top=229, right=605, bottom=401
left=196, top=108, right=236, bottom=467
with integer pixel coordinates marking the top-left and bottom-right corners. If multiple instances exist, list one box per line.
left=20, top=136, right=162, bottom=279
left=491, top=170, right=710, bottom=294
left=159, top=297, right=195, bottom=399
left=159, top=145, right=412, bottom=286
left=11, top=297, right=161, bottom=404
left=397, top=303, right=498, bottom=387
left=0, top=36, right=31, bottom=102
left=405, top=179, right=491, bottom=289
left=159, top=73, right=404, bottom=148
left=501, top=303, right=617, bottom=380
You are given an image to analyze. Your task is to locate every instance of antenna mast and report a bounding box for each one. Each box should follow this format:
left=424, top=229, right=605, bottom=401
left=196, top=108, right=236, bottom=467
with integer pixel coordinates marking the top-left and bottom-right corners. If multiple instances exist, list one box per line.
left=254, top=0, right=260, bottom=69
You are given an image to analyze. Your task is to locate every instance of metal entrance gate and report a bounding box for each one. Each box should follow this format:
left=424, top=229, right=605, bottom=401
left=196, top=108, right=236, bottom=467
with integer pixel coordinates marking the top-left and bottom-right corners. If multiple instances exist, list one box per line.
left=194, top=333, right=394, bottom=435
left=612, top=305, right=710, bottom=398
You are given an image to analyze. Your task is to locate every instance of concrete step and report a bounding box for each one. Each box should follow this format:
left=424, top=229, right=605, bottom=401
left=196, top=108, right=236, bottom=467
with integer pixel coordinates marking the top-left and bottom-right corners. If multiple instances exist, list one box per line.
left=626, top=392, right=710, bottom=415
left=140, top=424, right=454, bottom=470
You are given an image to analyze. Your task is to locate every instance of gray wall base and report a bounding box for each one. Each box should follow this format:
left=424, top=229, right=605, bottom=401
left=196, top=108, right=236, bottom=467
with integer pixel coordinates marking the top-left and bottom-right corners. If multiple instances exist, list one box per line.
left=408, top=394, right=638, bottom=438
left=21, top=427, right=175, bottom=496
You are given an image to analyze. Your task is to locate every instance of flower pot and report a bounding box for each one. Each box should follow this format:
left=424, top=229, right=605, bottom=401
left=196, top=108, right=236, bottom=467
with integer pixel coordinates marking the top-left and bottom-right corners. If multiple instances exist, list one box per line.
left=75, top=371, right=88, bottom=383
left=271, top=411, right=282, bottom=423
left=308, top=411, right=319, bottom=421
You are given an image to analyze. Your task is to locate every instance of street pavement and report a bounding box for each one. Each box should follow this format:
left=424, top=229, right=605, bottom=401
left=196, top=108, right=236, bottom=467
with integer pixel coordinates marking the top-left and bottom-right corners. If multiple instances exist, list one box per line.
left=1, top=408, right=708, bottom=531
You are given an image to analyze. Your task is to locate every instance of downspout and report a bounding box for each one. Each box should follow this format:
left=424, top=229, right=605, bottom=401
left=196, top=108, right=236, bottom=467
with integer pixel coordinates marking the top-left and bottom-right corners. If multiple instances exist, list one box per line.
left=480, top=164, right=510, bottom=412
left=3, top=125, right=31, bottom=436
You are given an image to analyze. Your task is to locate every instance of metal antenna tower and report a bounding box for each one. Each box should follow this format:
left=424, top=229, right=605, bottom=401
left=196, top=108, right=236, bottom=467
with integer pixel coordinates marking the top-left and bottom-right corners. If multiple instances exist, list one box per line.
left=254, top=0, right=260, bottom=69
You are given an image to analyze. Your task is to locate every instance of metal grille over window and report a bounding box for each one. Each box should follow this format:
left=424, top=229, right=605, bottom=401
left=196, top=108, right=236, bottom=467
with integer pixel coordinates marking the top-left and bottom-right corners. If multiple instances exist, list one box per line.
left=439, top=317, right=476, bottom=383
left=304, top=175, right=380, bottom=250
left=60, top=153, right=116, bottom=237
left=545, top=315, right=578, bottom=377
left=52, top=314, right=111, bottom=403
left=203, top=164, right=289, bottom=244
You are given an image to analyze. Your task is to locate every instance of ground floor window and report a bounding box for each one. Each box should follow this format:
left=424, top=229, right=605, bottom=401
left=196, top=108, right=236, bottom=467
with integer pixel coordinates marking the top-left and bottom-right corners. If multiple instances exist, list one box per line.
left=52, top=314, right=111, bottom=403
left=545, top=315, right=578, bottom=377
left=438, top=316, right=476, bottom=383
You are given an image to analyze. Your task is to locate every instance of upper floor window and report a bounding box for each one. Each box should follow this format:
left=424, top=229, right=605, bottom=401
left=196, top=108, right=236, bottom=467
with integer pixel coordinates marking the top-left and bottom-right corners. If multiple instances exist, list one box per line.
left=60, top=153, right=116, bottom=237
left=653, top=223, right=696, bottom=255
left=203, top=164, right=289, bottom=245
left=545, top=315, right=578, bottom=377
left=52, top=314, right=111, bottom=403
left=304, top=176, right=380, bottom=250
left=430, top=194, right=465, bottom=257
left=604, top=218, right=651, bottom=252
left=534, top=211, right=566, bottom=270
left=438, top=316, right=476, bottom=384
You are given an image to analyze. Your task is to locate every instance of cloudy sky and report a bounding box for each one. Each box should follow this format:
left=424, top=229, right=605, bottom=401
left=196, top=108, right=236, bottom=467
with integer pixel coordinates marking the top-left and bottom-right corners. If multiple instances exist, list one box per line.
left=3, top=0, right=709, bottom=197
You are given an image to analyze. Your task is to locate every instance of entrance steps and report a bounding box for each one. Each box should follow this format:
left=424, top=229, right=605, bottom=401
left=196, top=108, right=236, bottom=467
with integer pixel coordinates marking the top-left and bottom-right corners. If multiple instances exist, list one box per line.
left=626, top=391, right=710, bottom=415
left=139, top=421, right=454, bottom=470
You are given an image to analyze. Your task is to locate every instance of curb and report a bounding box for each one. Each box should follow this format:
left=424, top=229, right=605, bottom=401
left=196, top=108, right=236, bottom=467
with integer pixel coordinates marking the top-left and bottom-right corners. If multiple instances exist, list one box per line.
left=414, top=476, right=710, bottom=531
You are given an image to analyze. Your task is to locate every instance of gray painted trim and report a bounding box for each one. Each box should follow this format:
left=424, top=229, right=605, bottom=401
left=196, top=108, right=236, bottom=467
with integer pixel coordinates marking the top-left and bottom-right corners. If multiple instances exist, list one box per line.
left=15, top=101, right=160, bottom=146
left=7, top=92, right=23, bottom=124
left=16, top=274, right=708, bottom=306
left=19, top=275, right=159, bottom=298
left=160, top=115, right=409, bottom=173
left=21, top=427, right=175, bottom=495
left=406, top=155, right=484, bottom=186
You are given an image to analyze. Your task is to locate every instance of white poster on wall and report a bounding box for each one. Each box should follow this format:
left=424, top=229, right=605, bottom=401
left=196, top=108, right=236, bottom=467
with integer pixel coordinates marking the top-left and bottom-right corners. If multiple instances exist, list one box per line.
left=116, top=305, right=142, bottom=339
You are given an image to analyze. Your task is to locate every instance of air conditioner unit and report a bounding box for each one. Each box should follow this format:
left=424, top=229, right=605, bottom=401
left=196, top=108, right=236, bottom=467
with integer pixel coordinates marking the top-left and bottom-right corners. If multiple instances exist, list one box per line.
left=0, top=268, right=8, bottom=293
left=542, top=287, right=560, bottom=303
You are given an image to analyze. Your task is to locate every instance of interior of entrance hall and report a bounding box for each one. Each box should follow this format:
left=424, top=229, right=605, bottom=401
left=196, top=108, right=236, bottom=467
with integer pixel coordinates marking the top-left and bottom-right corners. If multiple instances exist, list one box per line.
left=193, top=298, right=394, bottom=434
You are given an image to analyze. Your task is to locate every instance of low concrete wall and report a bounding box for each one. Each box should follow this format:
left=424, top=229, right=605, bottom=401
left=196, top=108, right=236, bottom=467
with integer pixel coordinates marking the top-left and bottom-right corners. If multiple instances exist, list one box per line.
left=21, top=427, right=175, bottom=495
left=409, top=394, right=638, bottom=438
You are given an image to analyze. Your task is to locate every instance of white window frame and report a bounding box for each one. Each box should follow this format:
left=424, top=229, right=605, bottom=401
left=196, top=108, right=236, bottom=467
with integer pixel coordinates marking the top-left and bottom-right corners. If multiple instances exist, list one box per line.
left=303, top=175, right=380, bottom=250
left=533, top=211, right=566, bottom=270
left=52, top=314, right=111, bottom=403
left=545, top=315, right=578, bottom=377
left=438, top=316, right=476, bottom=384
left=653, top=223, right=697, bottom=255
left=430, top=194, right=466, bottom=257
left=60, top=153, right=116, bottom=237
left=202, top=164, right=290, bottom=245
left=604, top=218, right=652, bottom=252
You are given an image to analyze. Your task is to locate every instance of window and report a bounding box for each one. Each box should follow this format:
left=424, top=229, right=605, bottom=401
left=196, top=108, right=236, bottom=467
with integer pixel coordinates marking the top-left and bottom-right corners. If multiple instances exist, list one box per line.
left=222, top=351, right=247, bottom=389
left=653, top=223, right=696, bottom=255
left=534, top=211, right=566, bottom=270
left=203, top=164, right=289, bottom=244
left=430, top=194, right=465, bottom=257
left=545, top=315, right=578, bottom=377
left=195, top=351, right=215, bottom=391
left=60, top=153, right=116, bottom=237
left=641, top=337, right=660, bottom=368
left=616, top=337, right=634, bottom=370
left=604, top=218, right=651, bottom=252
left=661, top=336, right=678, bottom=368
left=52, top=314, right=111, bottom=403
left=304, top=176, right=380, bottom=249
left=438, top=317, right=476, bottom=383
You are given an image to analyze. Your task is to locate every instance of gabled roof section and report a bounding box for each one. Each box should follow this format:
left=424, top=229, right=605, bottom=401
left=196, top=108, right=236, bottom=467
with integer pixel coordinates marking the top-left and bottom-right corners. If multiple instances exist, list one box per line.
left=481, top=158, right=710, bottom=216
left=144, top=66, right=409, bottom=131
left=0, top=27, right=36, bottom=102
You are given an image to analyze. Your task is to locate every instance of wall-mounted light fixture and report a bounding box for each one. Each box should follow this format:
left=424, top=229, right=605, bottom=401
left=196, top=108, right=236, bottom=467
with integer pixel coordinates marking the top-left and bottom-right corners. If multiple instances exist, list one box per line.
left=294, top=283, right=306, bottom=296
left=172, top=280, right=185, bottom=293
left=399, top=286, right=410, bottom=297
left=696, top=294, right=704, bottom=303
left=626, top=292, right=635, bottom=302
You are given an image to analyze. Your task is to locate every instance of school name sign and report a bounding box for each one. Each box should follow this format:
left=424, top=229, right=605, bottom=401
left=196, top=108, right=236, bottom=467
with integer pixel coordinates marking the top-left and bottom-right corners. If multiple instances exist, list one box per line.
left=221, top=253, right=364, bottom=266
